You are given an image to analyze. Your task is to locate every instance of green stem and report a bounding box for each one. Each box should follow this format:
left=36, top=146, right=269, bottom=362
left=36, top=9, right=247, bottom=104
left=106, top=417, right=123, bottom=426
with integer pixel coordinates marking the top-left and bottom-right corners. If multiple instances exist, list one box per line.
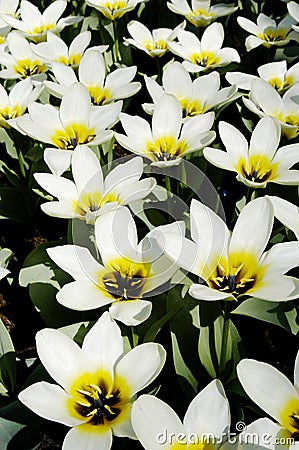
left=165, top=175, right=171, bottom=193
left=218, top=302, right=230, bottom=376
left=131, top=326, right=139, bottom=347
left=112, top=19, right=121, bottom=64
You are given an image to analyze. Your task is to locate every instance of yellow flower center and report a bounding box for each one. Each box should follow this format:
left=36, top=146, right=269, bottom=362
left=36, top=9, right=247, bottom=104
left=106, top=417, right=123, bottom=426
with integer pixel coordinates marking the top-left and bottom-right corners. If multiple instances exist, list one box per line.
left=67, top=369, right=131, bottom=431
left=87, top=85, right=112, bottom=105
left=187, top=8, right=213, bottom=26
left=55, top=54, right=82, bottom=67
left=268, top=77, right=284, bottom=90
left=143, top=39, right=168, bottom=54
left=179, top=98, right=204, bottom=117
left=0, top=105, right=23, bottom=127
left=73, top=191, right=120, bottom=217
left=101, top=1, right=127, bottom=19
left=28, top=23, right=55, bottom=35
left=276, top=112, right=299, bottom=139
left=280, top=398, right=299, bottom=435
left=190, top=51, right=220, bottom=69
left=0, top=36, right=5, bottom=45
left=51, top=123, right=96, bottom=150
left=98, top=258, right=151, bottom=301
left=205, top=252, right=264, bottom=298
left=236, top=154, right=279, bottom=185
left=146, top=136, right=187, bottom=162
left=13, top=58, right=47, bottom=78
left=258, top=28, right=288, bottom=47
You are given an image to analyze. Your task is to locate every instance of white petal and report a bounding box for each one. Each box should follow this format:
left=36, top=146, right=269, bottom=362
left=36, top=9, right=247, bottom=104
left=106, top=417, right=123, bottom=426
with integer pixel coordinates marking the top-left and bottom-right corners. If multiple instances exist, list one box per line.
left=218, top=121, right=248, bottom=162
left=131, top=395, right=184, bottom=450
left=60, top=83, right=91, bottom=128
left=163, top=61, right=192, bottom=98
left=104, top=156, right=143, bottom=192
left=267, top=196, right=299, bottom=239
left=250, top=79, right=282, bottom=115
left=34, top=173, right=77, bottom=201
left=260, top=241, right=299, bottom=274
left=201, top=22, right=224, bottom=51
left=47, top=245, right=103, bottom=281
left=72, top=145, right=103, bottom=195
left=229, top=197, right=273, bottom=260
left=189, top=283, right=235, bottom=301
left=152, top=94, right=182, bottom=141
left=184, top=379, right=230, bottom=437
left=40, top=201, right=75, bottom=219
left=127, top=20, right=153, bottom=43
left=42, top=0, right=67, bottom=24
left=237, top=359, right=298, bottom=424
left=203, top=147, right=235, bottom=171
left=18, top=381, right=82, bottom=427
left=95, top=207, right=138, bottom=265
left=62, top=426, right=112, bottom=450
left=82, top=311, right=123, bottom=372
left=79, top=49, right=105, bottom=87
left=44, top=148, right=72, bottom=175
left=57, top=280, right=113, bottom=310
left=36, top=328, right=88, bottom=390
left=115, top=343, right=166, bottom=397
left=69, top=30, right=91, bottom=55
left=249, top=116, right=280, bottom=159
left=237, top=17, right=260, bottom=35
left=249, top=274, right=295, bottom=301
left=109, top=299, right=152, bottom=326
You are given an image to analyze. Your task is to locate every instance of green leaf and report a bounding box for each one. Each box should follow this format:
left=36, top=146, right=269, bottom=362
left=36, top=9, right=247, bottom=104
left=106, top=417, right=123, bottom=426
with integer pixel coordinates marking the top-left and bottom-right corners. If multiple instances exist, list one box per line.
left=232, top=298, right=299, bottom=335
left=19, top=242, right=98, bottom=328
left=0, top=187, right=33, bottom=224
left=167, top=287, right=210, bottom=398
left=0, top=320, right=16, bottom=393
left=0, top=400, right=41, bottom=449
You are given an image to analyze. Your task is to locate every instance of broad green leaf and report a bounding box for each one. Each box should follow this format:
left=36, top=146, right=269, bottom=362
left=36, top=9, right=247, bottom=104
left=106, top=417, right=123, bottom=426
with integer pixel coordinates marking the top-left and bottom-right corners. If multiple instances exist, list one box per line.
left=0, top=320, right=16, bottom=393
left=232, top=298, right=299, bottom=335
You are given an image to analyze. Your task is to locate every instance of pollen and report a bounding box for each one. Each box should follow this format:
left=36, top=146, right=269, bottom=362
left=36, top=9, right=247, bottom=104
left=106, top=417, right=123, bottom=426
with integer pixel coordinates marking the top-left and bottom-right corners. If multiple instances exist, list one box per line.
left=101, top=0, right=127, bottom=19
left=0, top=104, right=23, bottom=127
left=98, top=258, right=151, bottom=301
left=73, top=191, right=120, bottom=217
left=143, top=39, right=168, bottom=54
left=205, top=252, right=262, bottom=298
left=51, top=123, right=96, bottom=150
left=146, top=136, right=187, bottom=162
left=190, top=51, right=220, bottom=68
left=179, top=98, right=204, bottom=117
left=28, top=23, right=55, bottom=35
left=55, top=54, right=82, bottom=67
left=258, top=27, right=288, bottom=47
left=67, top=370, right=130, bottom=429
left=87, top=85, right=112, bottom=105
left=13, top=59, right=47, bottom=78
left=236, top=154, right=279, bottom=185
left=280, top=397, right=299, bottom=434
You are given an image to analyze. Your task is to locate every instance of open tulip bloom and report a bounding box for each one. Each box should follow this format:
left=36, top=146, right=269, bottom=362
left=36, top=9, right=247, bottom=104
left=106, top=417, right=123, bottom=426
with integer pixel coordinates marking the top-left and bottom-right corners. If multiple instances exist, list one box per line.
left=2, top=0, right=81, bottom=42
left=143, top=61, right=237, bottom=118
left=34, top=146, right=156, bottom=224
left=0, top=77, right=42, bottom=128
left=156, top=197, right=299, bottom=302
left=226, top=60, right=299, bottom=93
left=237, top=13, right=298, bottom=51
left=44, top=50, right=141, bottom=105
left=167, top=23, right=240, bottom=73
left=86, top=0, right=144, bottom=20
left=18, top=312, right=166, bottom=450
left=131, top=379, right=230, bottom=449
left=47, top=206, right=182, bottom=325
left=124, top=21, right=185, bottom=58
left=237, top=351, right=299, bottom=441
left=9, top=82, right=122, bottom=174
left=203, top=116, right=299, bottom=188
left=32, top=31, right=95, bottom=68
left=115, top=93, right=216, bottom=166
left=167, top=0, right=238, bottom=28
left=243, top=79, right=299, bottom=140
left=0, top=32, right=47, bottom=80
